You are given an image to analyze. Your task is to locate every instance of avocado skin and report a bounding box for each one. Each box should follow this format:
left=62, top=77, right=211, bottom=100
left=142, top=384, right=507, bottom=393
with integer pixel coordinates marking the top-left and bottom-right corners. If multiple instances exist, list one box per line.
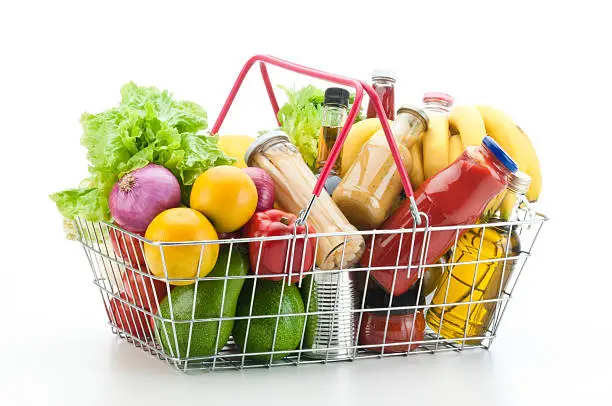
left=155, top=247, right=249, bottom=359
left=233, top=279, right=305, bottom=361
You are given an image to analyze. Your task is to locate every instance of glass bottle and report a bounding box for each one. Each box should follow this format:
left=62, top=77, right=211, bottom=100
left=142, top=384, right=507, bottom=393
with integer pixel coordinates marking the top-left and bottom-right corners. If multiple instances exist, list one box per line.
left=358, top=280, right=425, bottom=353
left=362, top=137, right=518, bottom=296
left=315, top=87, right=349, bottom=175
left=426, top=171, right=531, bottom=343
left=366, top=70, right=396, bottom=120
left=332, top=106, right=428, bottom=230
left=245, top=130, right=365, bottom=271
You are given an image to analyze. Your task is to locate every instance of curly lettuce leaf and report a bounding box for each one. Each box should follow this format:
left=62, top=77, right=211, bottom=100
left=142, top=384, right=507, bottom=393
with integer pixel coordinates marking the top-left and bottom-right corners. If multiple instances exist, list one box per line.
left=51, top=82, right=234, bottom=221
left=277, top=85, right=364, bottom=169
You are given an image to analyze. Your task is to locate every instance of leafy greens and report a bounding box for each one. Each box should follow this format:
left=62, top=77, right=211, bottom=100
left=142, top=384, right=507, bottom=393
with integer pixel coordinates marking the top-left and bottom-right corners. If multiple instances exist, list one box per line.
left=51, top=82, right=235, bottom=222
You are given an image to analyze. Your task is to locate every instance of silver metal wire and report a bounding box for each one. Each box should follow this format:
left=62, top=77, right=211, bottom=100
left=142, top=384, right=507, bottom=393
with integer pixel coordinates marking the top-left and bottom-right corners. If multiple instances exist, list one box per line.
left=73, top=206, right=547, bottom=372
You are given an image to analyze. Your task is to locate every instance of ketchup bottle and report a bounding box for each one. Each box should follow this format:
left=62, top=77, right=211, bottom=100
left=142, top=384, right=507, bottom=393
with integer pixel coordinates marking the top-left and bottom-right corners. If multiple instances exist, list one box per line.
left=361, top=136, right=518, bottom=296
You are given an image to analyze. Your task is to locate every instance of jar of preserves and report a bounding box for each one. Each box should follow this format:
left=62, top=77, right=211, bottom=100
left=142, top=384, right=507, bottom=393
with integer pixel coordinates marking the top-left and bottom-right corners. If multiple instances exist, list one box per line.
left=332, top=106, right=429, bottom=230
left=245, top=130, right=365, bottom=270
left=358, top=280, right=425, bottom=353
left=366, top=69, right=396, bottom=120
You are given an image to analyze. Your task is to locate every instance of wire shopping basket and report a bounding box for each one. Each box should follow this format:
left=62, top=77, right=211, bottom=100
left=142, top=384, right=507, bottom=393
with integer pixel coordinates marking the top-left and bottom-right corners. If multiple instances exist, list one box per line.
left=74, top=55, right=548, bottom=372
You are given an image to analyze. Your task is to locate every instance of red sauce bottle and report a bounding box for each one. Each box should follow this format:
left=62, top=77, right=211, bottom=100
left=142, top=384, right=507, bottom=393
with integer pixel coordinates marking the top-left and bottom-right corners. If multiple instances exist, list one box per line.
left=366, top=70, right=396, bottom=120
left=361, top=136, right=518, bottom=296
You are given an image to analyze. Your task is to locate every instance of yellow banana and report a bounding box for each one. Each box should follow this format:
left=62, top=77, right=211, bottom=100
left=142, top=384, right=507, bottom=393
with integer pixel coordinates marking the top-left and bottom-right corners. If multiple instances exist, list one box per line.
left=448, top=134, right=464, bottom=163
left=475, top=105, right=527, bottom=171
left=423, top=114, right=450, bottom=179
left=476, top=105, right=542, bottom=202
left=409, top=134, right=425, bottom=189
left=448, top=105, right=487, bottom=148
left=340, top=118, right=393, bottom=176
left=516, top=126, right=542, bottom=202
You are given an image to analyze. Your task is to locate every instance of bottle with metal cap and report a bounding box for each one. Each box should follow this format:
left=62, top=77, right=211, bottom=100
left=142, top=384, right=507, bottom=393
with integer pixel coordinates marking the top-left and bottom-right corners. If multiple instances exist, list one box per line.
left=315, top=87, right=350, bottom=175
left=426, top=171, right=532, bottom=344
left=366, top=69, right=396, bottom=120
left=332, top=105, right=429, bottom=230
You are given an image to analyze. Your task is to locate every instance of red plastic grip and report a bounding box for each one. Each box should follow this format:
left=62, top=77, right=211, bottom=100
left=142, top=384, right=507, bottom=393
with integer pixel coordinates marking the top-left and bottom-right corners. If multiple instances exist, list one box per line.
left=210, top=54, right=415, bottom=199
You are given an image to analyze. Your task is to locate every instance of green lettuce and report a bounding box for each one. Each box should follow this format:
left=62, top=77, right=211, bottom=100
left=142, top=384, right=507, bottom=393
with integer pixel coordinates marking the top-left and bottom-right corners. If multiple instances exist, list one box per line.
left=51, top=82, right=235, bottom=222
left=277, top=85, right=363, bottom=169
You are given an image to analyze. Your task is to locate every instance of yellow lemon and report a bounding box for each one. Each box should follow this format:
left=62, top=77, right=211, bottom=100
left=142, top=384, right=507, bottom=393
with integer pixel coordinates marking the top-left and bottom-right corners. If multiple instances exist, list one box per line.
left=217, top=135, right=256, bottom=168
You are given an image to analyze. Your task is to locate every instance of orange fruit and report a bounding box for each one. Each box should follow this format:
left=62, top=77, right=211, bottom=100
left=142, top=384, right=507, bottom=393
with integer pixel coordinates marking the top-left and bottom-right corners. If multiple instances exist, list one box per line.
left=144, top=208, right=219, bottom=286
left=190, top=165, right=258, bottom=232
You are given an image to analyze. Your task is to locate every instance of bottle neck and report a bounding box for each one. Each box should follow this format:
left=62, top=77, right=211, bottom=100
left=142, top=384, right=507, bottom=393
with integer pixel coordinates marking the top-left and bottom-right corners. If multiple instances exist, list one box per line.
left=480, top=144, right=512, bottom=179
left=322, top=104, right=347, bottom=128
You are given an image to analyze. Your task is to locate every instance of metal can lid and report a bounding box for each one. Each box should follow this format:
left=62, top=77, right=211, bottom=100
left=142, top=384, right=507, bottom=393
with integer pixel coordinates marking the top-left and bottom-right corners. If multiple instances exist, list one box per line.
left=372, top=69, right=397, bottom=82
left=244, top=130, right=290, bottom=166
left=508, top=170, right=532, bottom=194
left=396, top=105, right=429, bottom=130
left=423, top=92, right=455, bottom=105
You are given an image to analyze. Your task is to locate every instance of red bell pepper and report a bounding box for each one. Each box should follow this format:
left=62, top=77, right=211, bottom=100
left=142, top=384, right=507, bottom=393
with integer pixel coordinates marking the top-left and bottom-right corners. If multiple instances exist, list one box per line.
left=244, top=209, right=315, bottom=283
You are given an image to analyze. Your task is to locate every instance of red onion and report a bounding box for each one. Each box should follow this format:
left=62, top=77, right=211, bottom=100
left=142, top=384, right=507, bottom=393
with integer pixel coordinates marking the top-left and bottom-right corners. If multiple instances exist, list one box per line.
left=109, top=164, right=181, bottom=233
left=242, top=167, right=275, bottom=212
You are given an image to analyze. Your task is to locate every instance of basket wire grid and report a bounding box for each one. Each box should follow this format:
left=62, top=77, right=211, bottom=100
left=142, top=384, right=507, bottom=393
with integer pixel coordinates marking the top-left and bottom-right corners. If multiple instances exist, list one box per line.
left=74, top=206, right=546, bottom=373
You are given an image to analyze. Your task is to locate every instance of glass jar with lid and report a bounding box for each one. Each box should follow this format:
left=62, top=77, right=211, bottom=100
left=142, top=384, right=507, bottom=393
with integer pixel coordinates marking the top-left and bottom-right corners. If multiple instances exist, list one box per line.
left=332, top=106, right=429, bottom=230
left=366, top=69, right=396, bottom=120
left=245, top=130, right=365, bottom=270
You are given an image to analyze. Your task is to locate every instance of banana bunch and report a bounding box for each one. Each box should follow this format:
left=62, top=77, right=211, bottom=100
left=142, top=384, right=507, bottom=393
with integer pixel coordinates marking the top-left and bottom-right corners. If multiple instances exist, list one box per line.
left=411, top=105, right=542, bottom=202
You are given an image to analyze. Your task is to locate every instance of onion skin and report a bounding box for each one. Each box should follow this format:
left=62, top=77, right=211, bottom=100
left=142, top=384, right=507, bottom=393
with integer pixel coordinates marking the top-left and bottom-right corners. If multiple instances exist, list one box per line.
left=109, top=164, right=181, bottom=233
left=242, top=167, right=275, bottom=213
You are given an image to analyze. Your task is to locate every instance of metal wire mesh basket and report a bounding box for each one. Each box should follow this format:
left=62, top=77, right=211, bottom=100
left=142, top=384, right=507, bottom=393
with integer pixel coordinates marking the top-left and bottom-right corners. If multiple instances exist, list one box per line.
left=74, top=206, right=546, bottom=372
left=72, top=55, right=548, bottom=372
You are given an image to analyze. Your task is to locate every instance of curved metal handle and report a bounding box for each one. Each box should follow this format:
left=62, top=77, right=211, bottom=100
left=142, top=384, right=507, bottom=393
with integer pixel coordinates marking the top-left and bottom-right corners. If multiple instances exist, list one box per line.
left=211, top=54, right=421, bottom=225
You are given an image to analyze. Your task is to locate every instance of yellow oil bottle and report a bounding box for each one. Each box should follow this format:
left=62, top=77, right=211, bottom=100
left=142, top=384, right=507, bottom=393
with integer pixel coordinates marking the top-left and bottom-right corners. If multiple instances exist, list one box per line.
left=426, top=171, right=531, bottom=344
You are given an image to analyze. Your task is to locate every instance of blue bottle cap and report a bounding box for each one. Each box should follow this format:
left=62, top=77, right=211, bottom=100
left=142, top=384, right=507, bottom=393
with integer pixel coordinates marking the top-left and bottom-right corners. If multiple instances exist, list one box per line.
left=482, top=136, right=518, bottom=173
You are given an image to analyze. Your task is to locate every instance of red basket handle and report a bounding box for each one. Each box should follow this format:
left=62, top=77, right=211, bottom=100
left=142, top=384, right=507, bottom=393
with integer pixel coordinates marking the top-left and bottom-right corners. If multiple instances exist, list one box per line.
left=211, top=55, right=420, bottom=224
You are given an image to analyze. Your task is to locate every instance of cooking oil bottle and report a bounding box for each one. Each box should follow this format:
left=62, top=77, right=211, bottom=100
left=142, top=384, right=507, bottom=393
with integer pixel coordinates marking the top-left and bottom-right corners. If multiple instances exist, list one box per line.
left=426, top=171, right=531, bottom=343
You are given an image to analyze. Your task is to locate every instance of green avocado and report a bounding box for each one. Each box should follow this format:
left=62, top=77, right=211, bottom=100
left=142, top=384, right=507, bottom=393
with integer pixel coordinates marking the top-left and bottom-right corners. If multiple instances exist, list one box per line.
left=155, top=246, right=249, bottom=360
left=233, top=280, right=305, bottom=361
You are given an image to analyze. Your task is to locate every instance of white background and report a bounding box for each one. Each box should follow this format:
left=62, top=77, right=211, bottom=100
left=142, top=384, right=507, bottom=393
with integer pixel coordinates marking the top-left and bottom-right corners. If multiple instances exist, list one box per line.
left=1, top=0, right=610, bottom=405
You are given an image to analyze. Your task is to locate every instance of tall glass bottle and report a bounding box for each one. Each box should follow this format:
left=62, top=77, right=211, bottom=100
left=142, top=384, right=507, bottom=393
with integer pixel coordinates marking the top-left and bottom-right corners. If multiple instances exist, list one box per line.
left=366, top=70, right=396, bottom=120
left=315, top=87, right=349, bottom=175
left=426, top=171, right=531, bottom=343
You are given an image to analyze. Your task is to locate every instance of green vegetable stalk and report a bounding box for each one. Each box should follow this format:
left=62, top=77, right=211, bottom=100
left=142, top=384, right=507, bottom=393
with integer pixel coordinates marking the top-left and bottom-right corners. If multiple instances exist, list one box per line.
left=50, top=83, right=235, bottom=222
left=277, top=85, right=364, bottom=169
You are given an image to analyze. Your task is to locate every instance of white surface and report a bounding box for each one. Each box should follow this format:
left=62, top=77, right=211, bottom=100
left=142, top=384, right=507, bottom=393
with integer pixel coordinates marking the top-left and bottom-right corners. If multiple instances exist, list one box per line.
left=1, top=1, right=610, bottom=405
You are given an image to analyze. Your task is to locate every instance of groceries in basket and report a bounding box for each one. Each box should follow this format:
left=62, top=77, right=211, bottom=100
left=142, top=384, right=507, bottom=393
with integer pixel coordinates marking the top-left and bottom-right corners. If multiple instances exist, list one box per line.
left=50, top=58, right=544, bottom=370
